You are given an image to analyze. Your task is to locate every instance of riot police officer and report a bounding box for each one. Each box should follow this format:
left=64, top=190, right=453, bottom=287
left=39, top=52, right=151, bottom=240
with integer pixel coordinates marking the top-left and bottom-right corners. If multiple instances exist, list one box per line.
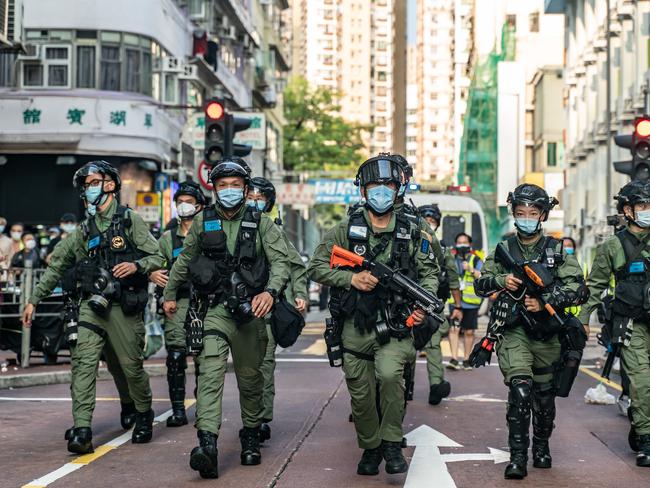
left=22, top=161, right=162, bottom=454
left=308, top=155, right=439, bottom=476
left=472, top=184, right=586, bottom=479
left=162, top=159, right=290, bottom=479
left=578, top=180, right=650, bottom=467
left=418, top=204, right=463, bottom=405
left=150, top=181, right=206, bottom=427
left=246, top=177, right=308, bottom=442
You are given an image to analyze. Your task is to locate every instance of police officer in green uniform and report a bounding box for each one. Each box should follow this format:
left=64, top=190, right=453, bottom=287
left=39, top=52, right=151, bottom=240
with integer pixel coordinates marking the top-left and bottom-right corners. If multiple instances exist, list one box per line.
left=309, top=155, right=439, bottom=476
left=22, top=161, right=162, bottom=454
left=418, top=204, right=463, bottom=405
left=150, top=181, right=206, bottom=427
left=162, top=159, right=290, bottom=479
left=246, top=177, right=308, bottom=443
left=473, top=184, right=586, bottom=479
left=578, top=180, right=650, bottom=467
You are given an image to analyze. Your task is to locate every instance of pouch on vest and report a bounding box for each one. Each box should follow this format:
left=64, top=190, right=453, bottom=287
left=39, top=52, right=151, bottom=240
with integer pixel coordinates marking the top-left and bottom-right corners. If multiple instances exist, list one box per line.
left=120, top=287, right=149, bottom=316
left=270, top=297, right=305, bottom=348
left=188, top=254, right=221, bottom=295
left=612, top=280, right=645, bottom=318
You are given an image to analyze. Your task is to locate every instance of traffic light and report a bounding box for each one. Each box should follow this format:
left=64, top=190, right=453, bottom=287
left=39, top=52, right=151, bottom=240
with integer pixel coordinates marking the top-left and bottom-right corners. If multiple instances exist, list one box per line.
left=614, top=116, right=650, bottom=181
left=230, top=116, right=253, bottom=157
left=204, top=99, right=227, bottom=164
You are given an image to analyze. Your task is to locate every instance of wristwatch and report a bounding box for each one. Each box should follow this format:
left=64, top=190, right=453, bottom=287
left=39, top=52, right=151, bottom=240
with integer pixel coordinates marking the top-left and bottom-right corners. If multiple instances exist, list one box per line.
left=265, top=288, right=278, bottom=300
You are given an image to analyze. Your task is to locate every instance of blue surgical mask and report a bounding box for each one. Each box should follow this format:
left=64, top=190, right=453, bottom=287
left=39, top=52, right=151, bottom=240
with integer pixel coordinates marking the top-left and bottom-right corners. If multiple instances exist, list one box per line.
left=515, top=218, right=540, bottom=235
left=636, top=210, right=650, bottom=228
left=366, top=185, right=396, bottom=214
left=398, top=184, right=407, bottom=197
left=565, top=248, right=575, bottom=255
left=84, top=185, right=103, bottom=205
left=217, top=188, right=244, bottom=209
left=246, top=199, right=266, bottom=211
left=0, top=225, right=5, bottom=234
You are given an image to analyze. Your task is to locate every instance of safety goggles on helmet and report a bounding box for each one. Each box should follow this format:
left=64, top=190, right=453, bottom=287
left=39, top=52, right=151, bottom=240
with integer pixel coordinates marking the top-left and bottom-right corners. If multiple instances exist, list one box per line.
left=209, top=161, right=250, bottom=185
left=355, top=157, right=402, bottom=187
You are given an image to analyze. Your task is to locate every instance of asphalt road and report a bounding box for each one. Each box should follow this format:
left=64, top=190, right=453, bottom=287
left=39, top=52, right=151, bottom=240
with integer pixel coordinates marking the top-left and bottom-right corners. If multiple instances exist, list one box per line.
left=2, top=315, right=650, bottom=488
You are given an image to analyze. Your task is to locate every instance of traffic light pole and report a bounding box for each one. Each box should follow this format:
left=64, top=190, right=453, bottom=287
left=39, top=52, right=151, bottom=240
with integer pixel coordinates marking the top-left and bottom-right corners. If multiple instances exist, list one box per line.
left=606, top=0, right=612, bottom=206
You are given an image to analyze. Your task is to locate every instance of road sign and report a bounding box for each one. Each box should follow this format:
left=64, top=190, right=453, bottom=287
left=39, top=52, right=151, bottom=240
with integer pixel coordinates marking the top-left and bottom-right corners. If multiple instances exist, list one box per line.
left=404, top=425, right=508, bottom=488
left=197, top=160, right=213, bottom=190
left=313, top=179, right=361, bottom=204
left=135, top=191, right=161, bottom=223
left=154, top=173, right=169, bottom=192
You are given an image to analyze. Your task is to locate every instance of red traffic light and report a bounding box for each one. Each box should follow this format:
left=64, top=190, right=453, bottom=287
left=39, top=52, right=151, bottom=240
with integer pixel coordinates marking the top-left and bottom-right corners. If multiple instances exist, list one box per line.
left=635, top=118, right=650, bottom=138
left=205, top=101, right=224, bottom=120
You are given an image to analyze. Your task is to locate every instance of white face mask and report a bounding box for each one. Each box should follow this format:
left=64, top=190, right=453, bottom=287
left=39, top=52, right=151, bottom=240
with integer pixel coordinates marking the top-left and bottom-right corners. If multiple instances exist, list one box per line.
left=0, top=225, right=5, bottom=234
left=11, top=231, right=22, bottom=242
left=177, top=202, right=197, bottom=218
left=25, top=240, right=36, bottom=250
left=61, top=223, right=77, bottom=233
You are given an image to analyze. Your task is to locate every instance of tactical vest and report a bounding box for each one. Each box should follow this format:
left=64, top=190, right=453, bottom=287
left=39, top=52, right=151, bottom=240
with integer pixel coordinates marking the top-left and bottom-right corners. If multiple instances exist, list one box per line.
left=82, top=205, right=148, bottom=290
left=198, top=205, right=269, bottom=297
left=437, top=243, right=451, bottom=301
left=168, top=230, right=191, bottom=299
left=505, top=235, right=564, bottom=339
left=612, top=229, right=650, bottom=319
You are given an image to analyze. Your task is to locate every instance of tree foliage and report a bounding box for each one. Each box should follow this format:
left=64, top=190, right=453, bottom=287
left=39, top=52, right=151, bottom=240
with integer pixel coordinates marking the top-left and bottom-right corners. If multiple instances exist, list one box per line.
left=283, top=76, right=371, bottom=172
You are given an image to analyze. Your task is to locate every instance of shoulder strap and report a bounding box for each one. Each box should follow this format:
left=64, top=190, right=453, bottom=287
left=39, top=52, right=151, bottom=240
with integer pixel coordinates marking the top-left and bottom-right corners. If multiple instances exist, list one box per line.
left=506, top=236, right=524, bottom=263
left=616, top=229, right=650, bottom=267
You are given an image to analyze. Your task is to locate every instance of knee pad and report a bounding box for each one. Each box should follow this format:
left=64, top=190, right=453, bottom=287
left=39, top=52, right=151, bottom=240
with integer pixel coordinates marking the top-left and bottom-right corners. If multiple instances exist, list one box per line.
left=509, top=376, right=533, bottom=407
left=166, top=349, right=187, bottom=374
left=533, top=382, right=556, bottom=413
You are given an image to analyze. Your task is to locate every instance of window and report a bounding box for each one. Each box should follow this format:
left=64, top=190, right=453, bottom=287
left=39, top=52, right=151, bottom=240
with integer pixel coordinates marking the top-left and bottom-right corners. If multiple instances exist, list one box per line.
left=506, top=14, right=516, bottom=29
left=377, top=71, right=386, bottom=81
left=125, top=48, right=141, bottom=92
left=101, top=45, right=121, bottom=90
left=164, top=73, right=177, bottom=103
left=77, top=46, right=96, bottom=88
left=142, top=51, right=152, bottom=96
left=44, top=46, right=70, bottom=87
left=547, top=142, right=557, bottom=167
left=23, top=64, right=43, bottom=86
left=529, top=12, right=539, bottom=33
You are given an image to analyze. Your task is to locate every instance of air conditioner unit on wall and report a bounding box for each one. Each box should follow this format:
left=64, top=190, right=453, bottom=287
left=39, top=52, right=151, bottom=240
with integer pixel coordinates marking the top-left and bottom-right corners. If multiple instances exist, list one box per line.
left=17, top=44, right=41, bottom=60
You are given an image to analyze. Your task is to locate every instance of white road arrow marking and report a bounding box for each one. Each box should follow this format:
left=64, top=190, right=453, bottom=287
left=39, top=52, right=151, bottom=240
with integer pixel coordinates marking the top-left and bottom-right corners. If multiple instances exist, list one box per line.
left=404, top=425, right=509, bottom=488
left=445, top=393, right=505, bottom=403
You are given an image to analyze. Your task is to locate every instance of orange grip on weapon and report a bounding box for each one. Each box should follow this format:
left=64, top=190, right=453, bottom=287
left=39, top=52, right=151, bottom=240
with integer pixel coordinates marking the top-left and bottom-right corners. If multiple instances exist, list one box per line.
left=544, top=302, right=558, bottom=317
left=406, top=314, right=416, bottom=328
left=523, top=265, right=545, bottom=288
left=330, top=245, right=365, bottom=269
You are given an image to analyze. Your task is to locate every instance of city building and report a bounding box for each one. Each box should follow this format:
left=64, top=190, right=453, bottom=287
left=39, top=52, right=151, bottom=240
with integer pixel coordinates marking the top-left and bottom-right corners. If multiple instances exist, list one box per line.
left=546, top=0, right=647, bottom=262
left=291, top=0, right=406, bottom=157
left=406, top=44, right=417, bottom=170
left=0, top=0, right=290, bottom=227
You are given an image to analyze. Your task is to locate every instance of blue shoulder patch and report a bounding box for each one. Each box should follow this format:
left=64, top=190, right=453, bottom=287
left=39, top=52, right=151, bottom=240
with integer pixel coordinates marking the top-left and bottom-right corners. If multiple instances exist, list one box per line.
left=629, top=261, right=645, bottom=274
left=420, top=239, right=430, bottom=254
left=172, top=247, right=183, bottom=258
left=204, top=219, right=222, bottom=232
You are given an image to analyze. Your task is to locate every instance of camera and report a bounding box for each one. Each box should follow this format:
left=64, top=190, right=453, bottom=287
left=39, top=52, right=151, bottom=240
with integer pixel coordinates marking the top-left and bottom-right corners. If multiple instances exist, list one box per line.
left=324, top=317, right=343, bottom=367
left=225, top=273, right=254, bottom=323
left=88, top=268, right=120, bottom=318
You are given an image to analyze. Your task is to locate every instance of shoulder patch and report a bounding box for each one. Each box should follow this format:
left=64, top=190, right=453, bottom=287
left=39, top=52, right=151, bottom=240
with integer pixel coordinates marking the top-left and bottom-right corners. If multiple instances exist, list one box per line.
left=420, top=230, right=432, bottom=242
left=349, top=225, right=368, bottom=239
left=204, top=219, right=222, bottom=232
left=420, top=239, right=430, bottom=254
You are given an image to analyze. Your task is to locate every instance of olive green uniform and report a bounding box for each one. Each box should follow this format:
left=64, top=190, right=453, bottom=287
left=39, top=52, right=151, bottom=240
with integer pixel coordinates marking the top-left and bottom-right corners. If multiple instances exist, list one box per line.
left=479, top=234, right=584, bottom=385
left=261, top=232, right=308, bottom=421
left=164, top=205, right=290, bottom=435
left=158, top=228, right=190, bottom=349
left=308, top=209, right=439, bottom=449
left=578, top=227, right=650, bottom=435
left=424, top=245, right=459, bottom=385
left=30, top=199, right=163, bottom=427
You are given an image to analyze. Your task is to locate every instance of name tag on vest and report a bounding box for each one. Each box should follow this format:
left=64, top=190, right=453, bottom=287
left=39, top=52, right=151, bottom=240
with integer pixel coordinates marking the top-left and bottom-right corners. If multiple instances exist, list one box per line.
left=349, top=225, right=368, bottom=239
left=396, top=231, right=411, bottom=240
left=204, top=220, right=222, bottom=232
left=88, top=236, right=100, bottom=250
left=241, top=221, right=258, bottom=229
left=629, top=261, right=645, bottom=274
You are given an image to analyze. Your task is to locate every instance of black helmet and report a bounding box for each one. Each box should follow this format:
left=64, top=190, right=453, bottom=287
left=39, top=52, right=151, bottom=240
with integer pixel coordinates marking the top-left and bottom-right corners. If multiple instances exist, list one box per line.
left=506, top=184, right=558, bottom=221
left=72, top=161, right=121, bottom=193
left=355, top=155, right=402, bottom=187
left=175, top=180, right=206, bottom=205
left=615, top=180, right=650, bottom=213
left=390, top=153, right=413, bottom=180
left=250, top=177, right=276, bottom=212
left=419, top=204, right=441, bottom=223
left=209, top=158, right=251, bottom=186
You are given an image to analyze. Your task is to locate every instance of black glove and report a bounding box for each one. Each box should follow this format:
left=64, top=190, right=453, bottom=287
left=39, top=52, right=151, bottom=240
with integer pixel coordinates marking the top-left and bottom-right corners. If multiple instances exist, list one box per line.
left=468, top=336, right=495, bottom=368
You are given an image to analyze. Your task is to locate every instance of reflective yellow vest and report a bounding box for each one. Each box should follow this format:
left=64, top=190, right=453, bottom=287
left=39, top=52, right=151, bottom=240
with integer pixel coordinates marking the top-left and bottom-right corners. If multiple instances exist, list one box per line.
left=460, top=254, right=481, bottom=306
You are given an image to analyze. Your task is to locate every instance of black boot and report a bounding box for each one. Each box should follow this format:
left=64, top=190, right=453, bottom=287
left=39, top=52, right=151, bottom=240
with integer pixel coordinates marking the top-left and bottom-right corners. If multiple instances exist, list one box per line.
left=190, top=430, right=219, bottom=479
left=120, top=402, right=137, bottom=430
left=357, top=447, right=382, bottom=475
left=260, top=422, right=271, bottom=443
left=67, top=427, right=94, bottom=454
left=239, top=427, right=262, bottom=466
left=504, top=377, right=532, bottom=480
left=131, top=409, right=154, bottom=444
left=636, top=434, right=650, bottom=467
left=628, top=406, right=639, bottom=452
left=166, top=349, right=188, bottom=427
left=532, top=384, right=555, bottom=469
left=428, top=380, right=451, bottom=406
left=381, top=440, right=408, bottom=474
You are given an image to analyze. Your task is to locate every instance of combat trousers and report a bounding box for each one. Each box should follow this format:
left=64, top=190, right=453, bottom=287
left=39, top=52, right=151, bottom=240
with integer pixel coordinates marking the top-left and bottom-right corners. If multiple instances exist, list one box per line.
left=342, top=322, right=416, bottom=449
left=495, top=326, right=560, bottom=386
left=164, top=297, right=189, bottom=349
left=194, top=304, right=268, bottom=435
left=260, top=322, right=277, bottom=421
left=104, top=341, right=132, bottom=404
left=425, top=319, right=450, bottom=385
left=621, top=322, right=650, bottom=435
left=72, top=302, right=152, bottom=427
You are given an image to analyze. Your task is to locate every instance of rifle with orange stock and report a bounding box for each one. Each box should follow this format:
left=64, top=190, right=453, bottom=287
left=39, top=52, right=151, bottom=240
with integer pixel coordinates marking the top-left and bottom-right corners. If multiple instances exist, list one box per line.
left=329, top=245, right=445, bottom=326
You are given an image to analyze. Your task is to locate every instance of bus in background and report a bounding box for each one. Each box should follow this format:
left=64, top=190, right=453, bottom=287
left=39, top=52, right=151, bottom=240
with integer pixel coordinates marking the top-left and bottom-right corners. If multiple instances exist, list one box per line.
left=405, top=191, right=488, bottom=257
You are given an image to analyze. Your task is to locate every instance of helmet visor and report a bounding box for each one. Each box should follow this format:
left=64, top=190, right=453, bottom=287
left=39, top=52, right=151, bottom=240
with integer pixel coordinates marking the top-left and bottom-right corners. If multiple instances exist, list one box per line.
left=358, top=159, right=400, bottom=185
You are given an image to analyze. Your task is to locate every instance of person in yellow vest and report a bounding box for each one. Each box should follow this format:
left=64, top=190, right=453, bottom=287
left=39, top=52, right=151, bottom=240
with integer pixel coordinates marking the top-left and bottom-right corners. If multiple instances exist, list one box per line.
left=447, top=232, right=483, bottom=370
left=562, top=237, right=582, bottom=317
